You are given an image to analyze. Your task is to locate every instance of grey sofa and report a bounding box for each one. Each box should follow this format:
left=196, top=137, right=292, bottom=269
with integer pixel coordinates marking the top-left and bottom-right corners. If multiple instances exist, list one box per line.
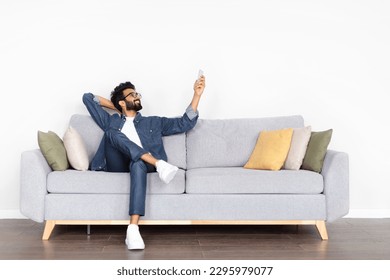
left=20, top=114, right=349, bottom=240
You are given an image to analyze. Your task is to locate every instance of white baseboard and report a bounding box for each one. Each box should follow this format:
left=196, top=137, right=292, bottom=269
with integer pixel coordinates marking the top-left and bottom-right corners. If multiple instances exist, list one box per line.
left=345, top=209, right=390, bottom=218
left=0, top=210, right=27, bottom=219
left=0, top=209, right=389, bottom=219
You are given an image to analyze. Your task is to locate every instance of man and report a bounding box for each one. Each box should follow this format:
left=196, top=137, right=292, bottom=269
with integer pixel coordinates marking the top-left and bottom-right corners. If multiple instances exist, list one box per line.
left=82, top=75, right=205, bottom=250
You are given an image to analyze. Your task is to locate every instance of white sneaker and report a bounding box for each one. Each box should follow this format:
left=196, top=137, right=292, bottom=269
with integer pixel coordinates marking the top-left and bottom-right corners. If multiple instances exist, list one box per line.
left=125, top=224, right=145, bottom=250
left=156, top=160, right=178, bottom=184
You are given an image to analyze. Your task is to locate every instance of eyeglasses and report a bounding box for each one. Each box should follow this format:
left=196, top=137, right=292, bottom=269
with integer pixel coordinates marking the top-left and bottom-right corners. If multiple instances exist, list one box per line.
left=123, top=92, right=142, bottom=99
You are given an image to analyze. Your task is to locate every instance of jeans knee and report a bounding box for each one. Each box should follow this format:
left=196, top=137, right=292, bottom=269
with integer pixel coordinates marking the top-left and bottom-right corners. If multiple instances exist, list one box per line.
left=130, top=160, right=147, bottom=173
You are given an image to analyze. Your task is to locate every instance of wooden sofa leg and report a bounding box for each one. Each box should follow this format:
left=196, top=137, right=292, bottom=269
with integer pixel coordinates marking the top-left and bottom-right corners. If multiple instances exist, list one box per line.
left=315, top=220, right=328, bottom=240
left=42, top=220, right=56, bottom=241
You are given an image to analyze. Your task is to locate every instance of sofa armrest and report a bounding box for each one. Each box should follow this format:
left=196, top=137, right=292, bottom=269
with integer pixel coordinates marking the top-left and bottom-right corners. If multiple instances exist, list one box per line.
left=20, top=149, right=51, bottom=222
left=321, top=149, right=349, bottom=222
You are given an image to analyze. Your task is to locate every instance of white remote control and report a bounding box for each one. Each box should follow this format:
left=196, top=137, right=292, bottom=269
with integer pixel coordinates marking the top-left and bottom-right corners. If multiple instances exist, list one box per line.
left=198, top=69, right=204, bottom=79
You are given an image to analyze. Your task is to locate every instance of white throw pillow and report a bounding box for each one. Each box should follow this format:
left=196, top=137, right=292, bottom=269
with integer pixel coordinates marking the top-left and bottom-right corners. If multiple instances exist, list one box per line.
left=63, top=126, right=89, bottom=171
left=283, top=126, right=312, bottom=170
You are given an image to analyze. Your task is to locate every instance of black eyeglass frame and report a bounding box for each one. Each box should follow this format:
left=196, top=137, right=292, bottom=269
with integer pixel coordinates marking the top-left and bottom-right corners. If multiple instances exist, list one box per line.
left=122, top=92, right=142, bottom=100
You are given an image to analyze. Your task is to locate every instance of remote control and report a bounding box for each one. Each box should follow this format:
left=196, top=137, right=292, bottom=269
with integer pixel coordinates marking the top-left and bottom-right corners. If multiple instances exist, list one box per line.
left=198, top=69, right=204, bottom=79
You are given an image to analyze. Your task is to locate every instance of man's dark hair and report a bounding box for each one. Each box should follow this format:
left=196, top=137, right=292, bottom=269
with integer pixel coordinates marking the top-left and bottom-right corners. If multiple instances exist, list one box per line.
left=110, top=81, right=135, bottom=113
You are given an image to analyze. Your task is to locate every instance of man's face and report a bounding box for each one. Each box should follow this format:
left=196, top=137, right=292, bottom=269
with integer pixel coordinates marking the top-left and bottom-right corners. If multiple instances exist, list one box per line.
left=122, top=88, right=142, bottom=112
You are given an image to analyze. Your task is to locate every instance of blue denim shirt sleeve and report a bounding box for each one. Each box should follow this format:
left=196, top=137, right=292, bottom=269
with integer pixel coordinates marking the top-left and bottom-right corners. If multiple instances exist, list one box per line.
left=185, top=105, right=199, bottom=121
left=82, top=93, right=110, bottom=131
left=161, top=105, right=199, bottom=136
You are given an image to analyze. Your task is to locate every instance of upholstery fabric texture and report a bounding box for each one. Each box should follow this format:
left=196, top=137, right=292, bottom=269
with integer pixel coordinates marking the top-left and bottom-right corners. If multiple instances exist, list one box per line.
left=186, top=167, right=324, bottom=194
left=186, top=116, right=304, bottom=169
left=45, top=193, right=326, bottom=221
left=47, top=169, right=185, bottom=194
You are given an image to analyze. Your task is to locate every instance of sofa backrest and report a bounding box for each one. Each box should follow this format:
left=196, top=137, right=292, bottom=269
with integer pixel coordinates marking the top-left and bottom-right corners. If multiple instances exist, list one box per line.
left=69, top=115, right=103, bottom=163
left=69, top=114, right=187, bottom=169
left=186, top=115, right=304, bottom=169
left=69, top=114, right=304, bottom=170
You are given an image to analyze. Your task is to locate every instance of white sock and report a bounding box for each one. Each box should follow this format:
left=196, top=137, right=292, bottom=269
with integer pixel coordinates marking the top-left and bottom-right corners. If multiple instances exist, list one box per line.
left=128, top=224, right=138, bottom=231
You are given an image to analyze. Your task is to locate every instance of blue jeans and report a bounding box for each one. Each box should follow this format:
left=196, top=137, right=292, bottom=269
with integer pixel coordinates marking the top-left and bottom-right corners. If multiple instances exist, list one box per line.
left=105, top=129, right=156, bottom=216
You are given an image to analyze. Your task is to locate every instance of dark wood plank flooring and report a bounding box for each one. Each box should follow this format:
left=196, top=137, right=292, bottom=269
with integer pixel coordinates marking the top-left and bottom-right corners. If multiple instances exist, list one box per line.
left=0, top=218, right=389, bottom=260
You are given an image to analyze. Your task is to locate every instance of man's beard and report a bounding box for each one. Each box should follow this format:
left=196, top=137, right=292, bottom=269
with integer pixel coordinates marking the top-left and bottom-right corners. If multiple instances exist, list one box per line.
left=125, top=100, right=142, bottom=111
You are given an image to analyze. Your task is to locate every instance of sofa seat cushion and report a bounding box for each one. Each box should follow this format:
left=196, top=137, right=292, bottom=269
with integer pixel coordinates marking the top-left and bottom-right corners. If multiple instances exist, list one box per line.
left=186, top=167, right=323, bottom=194
left=47, top=169, right=185, bottom=194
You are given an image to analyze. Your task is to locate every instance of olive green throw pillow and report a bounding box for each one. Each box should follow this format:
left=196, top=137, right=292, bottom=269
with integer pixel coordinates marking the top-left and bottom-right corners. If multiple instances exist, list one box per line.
left=38, top=131, right=69, bottom=171
left=301, top=129, right=333, bottom=173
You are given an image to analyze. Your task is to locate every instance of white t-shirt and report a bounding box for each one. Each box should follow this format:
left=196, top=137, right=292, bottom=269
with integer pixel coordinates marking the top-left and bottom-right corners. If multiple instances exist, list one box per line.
left=121, top=117, right=143, bottom=148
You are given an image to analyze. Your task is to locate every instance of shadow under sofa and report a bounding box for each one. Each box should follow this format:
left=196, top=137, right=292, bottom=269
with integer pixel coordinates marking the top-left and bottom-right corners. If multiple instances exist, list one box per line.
left=20, top=114, right=349, bottom=240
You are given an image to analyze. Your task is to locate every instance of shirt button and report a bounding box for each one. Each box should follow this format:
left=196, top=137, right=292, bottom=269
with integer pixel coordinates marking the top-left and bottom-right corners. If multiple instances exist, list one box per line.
left=150, top=130, right=153, bottom=132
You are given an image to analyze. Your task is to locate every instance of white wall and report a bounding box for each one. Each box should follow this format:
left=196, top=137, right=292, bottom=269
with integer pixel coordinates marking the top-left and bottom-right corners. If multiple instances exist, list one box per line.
left=1, top=0, right=389, bottom=218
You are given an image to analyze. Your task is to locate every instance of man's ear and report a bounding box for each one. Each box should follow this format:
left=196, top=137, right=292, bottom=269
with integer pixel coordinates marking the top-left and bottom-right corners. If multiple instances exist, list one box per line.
left=118, top=100, right=125, bottom=111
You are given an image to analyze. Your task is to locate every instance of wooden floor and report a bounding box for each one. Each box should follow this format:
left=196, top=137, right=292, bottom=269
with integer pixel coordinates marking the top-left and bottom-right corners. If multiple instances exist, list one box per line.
left=0, top=218, right=389, bottom=260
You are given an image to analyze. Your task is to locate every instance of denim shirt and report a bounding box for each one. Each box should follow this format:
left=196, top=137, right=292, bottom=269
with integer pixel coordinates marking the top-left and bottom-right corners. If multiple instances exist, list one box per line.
left=82, top=93, right=199, bottom=171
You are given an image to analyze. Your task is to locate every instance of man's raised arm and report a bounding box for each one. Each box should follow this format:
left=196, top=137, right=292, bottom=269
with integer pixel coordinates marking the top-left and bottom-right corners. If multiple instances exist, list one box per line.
left=161, top=75, right=206, bottom=136
left=190, top=75, right=206, bottom=112
left=82, top=93, right=115, bottom=131
left=95, top=95, right=120, bottom=113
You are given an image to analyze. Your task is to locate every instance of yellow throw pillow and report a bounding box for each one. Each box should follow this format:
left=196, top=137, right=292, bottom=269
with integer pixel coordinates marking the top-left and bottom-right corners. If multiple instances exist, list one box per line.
left=244, top=128, right=293, bottom=171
